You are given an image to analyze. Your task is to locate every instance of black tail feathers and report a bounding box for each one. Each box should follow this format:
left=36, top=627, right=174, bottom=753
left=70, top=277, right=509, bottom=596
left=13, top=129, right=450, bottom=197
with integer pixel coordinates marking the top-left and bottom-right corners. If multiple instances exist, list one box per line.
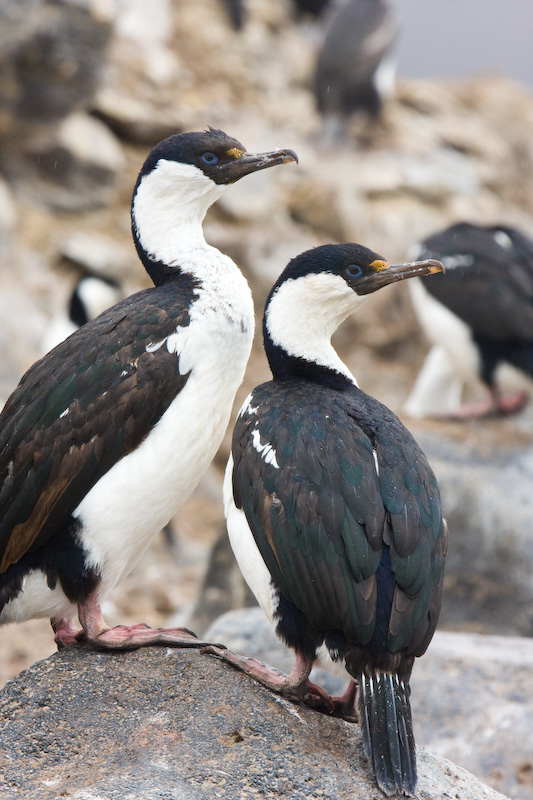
left=358, top=671, right=417, bottom=796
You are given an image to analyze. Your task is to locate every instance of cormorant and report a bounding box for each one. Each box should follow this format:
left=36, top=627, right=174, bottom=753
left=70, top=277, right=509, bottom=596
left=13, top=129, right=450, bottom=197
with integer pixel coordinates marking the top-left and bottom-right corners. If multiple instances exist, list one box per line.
left=314, top=0, right=398, bottom=130
left=207, top=242, right=448, bottom=795
left=405, top=221, right=533, bottom=418
left=0, top=128, right=297, bottom=649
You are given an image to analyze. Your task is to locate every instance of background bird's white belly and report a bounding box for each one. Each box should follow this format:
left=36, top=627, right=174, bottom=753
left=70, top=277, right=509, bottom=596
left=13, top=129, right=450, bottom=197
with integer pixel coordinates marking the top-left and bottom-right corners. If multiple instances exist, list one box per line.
left=410, top=279, right=480, bottom=377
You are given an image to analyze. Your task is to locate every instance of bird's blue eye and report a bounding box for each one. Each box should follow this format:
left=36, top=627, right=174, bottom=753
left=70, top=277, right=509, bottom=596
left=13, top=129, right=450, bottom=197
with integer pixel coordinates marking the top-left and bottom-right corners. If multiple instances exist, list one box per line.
left=346, top=264, right=364, bottom=278
left=201, top=152, right=218, bottom=165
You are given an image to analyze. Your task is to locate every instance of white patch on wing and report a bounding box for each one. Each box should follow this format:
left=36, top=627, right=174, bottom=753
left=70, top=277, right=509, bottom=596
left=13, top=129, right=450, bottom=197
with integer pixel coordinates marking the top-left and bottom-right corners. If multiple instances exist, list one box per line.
left=251, top=428, right=280, bottom=469
left=146, top=338, right=167, bottom=353
left=493, top=229, right=513, bottom=250
left=165, top=331, right=181, bottom=354
left=265, top=273, right=363, bottom=386
left=238, top=392, right=259, bottom=418
left=372, top=448, right=380, bottom=476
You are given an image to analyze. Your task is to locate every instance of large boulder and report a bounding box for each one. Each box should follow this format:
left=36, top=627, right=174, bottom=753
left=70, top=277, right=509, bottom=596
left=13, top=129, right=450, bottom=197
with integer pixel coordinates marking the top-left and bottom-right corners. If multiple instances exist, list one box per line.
left=413, top=419, right=533, bottom=637
left=206, top=608, right=533, bottom=800
left=0, top=645, right=509, bottom=800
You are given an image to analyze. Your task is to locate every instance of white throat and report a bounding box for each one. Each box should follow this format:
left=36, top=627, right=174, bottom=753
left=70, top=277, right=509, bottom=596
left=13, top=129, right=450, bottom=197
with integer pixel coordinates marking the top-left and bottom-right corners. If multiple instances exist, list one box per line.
left=266, top=273, right=367, bottom=385
left=132, top=159, right=227, bottom=266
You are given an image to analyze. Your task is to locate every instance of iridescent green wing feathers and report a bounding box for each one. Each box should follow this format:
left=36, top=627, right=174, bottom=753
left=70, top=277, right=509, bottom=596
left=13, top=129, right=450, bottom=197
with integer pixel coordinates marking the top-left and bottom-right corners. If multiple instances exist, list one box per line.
left=232, top=381, right=447, bottom=656
left=0, top=285, right=192, bottom=572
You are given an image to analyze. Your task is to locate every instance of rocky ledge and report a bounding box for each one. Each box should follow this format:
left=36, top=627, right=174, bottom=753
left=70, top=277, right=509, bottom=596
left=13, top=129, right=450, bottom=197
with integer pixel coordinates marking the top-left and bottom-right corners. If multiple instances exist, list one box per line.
left=0, top=645, right=509, bottom=800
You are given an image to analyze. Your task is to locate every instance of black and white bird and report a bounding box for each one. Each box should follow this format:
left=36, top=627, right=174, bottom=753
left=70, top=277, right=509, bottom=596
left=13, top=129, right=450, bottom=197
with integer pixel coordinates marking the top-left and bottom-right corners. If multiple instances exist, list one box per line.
left=43, top=274, right=123, bottom=353
left=220, top=0, right=331, bottom=30
left=314, top=0, right=398, bottom=132
left=405, top=221, right=533, bottom=419
left=0, top=128, right=297, bottom=650
left=208, top=243, right=447, bottom=796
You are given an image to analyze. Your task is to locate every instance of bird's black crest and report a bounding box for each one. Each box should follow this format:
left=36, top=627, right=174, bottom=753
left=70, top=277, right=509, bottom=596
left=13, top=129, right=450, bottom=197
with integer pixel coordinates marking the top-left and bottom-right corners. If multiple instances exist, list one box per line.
left=136, top=128, right=246, bottom=185
left=269, top=243, right=384, bottom=292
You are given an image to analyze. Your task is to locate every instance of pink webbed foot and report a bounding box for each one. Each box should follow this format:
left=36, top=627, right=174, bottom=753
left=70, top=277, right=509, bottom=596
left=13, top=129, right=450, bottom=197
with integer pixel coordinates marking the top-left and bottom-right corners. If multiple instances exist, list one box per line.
left=203, top=645, right=338, bottom=715
left=78, top=593, right=221, bottom=651
left=328, top=680, right=358, bottom=722
left=449, top=388, right=528, bottom=419
left=88, top=623, right=217, bottom=651
left=51, top=617, right=84, bottom=649
left=495, top=390, right=528, bottom=415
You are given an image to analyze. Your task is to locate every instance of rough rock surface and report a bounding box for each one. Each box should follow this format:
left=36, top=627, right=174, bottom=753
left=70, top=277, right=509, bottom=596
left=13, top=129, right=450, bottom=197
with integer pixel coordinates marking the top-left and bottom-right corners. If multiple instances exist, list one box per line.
left=207, top=608, right=533, bottom=800
left=414, top=423, right=533, bottom=637
left=0, top=646, right=510, bottom=800
left=0, top=0, right=112, bottom=137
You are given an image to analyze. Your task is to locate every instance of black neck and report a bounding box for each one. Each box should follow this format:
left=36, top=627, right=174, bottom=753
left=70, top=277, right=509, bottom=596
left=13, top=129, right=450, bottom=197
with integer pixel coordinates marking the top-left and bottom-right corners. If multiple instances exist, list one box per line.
left=263, top=321, right=353, bottom=391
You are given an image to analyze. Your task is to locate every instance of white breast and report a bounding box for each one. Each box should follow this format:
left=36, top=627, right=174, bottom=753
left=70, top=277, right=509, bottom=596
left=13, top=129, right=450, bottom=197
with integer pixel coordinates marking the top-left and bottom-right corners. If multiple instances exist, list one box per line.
left=77, top=254, right=254, bottom=597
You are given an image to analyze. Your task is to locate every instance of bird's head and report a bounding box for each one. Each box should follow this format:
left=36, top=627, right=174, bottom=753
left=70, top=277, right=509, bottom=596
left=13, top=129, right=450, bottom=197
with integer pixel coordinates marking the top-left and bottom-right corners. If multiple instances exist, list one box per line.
left=133, top=127, right=297, bottom=212
left=131, top=128, right=298, bottom=275
left=264, top=242, right=443, bottom=382
left=266, top=241, right=443, bottom=324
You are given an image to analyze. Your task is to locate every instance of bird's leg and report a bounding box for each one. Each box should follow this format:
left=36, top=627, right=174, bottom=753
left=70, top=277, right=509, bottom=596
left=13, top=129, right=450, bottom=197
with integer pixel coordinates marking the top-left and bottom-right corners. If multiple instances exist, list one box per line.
left=203, top=645, right=335, bottom=714
left=492, top=387, right=528, bottom=415
left=327, top=680, right=358, bottom=722
left=449, top=386, right=528, bottom=419
left=77, top=592, right=216, bottom=650
left=51, top=616, right=84, bottom=649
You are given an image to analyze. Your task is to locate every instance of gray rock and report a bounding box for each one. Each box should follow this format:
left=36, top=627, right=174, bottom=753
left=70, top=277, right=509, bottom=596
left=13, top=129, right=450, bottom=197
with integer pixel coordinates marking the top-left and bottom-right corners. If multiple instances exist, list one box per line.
left=0, top=176, right=18, bottom=253
left=58, top=231, right=134, bottom=282
left=92, top=84, right=187, bottom=144
left=414, top=423, right=533, bottom=637
left=185, top=526, right=257, bottom=636
left=412, top=630, right=533, bottom=800
left=206, top=607, right=533, bottom=800
left=5, top=111, right=125, bottom=211
left=0, top=0, right=112, bottom=138
left=0, top=645, right=509, bottom=800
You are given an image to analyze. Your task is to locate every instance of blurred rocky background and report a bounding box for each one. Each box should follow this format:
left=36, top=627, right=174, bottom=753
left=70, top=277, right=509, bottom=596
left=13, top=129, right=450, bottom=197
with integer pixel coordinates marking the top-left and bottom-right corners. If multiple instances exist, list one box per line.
left=1, top=0, right=533, bottom=798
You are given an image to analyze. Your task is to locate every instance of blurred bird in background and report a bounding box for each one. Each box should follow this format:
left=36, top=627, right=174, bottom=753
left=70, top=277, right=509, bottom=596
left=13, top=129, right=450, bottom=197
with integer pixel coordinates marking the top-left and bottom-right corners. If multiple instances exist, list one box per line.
left=314, top=0, right=399, bottom=136
left=405, top=221, right=533, bottom=419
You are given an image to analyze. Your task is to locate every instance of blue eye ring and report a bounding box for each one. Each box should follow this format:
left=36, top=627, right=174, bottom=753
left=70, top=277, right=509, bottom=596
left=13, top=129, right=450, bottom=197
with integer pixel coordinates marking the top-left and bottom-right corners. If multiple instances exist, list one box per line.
left=201, top=152, right=218, bottom=165
left=345, top=264, right=364, bottom=278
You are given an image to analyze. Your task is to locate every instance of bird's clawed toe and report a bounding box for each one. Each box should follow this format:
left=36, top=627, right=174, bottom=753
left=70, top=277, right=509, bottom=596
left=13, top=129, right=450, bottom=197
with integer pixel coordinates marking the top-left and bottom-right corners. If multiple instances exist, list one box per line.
left=88, top=624, right=215, bottom=651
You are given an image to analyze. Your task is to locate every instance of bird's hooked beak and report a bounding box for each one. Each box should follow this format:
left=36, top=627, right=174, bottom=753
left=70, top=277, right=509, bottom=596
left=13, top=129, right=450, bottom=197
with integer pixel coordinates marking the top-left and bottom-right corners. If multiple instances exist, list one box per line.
left=213, top=148, right=299, bottom=184
left=355, top=258, right=444, bottom=295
